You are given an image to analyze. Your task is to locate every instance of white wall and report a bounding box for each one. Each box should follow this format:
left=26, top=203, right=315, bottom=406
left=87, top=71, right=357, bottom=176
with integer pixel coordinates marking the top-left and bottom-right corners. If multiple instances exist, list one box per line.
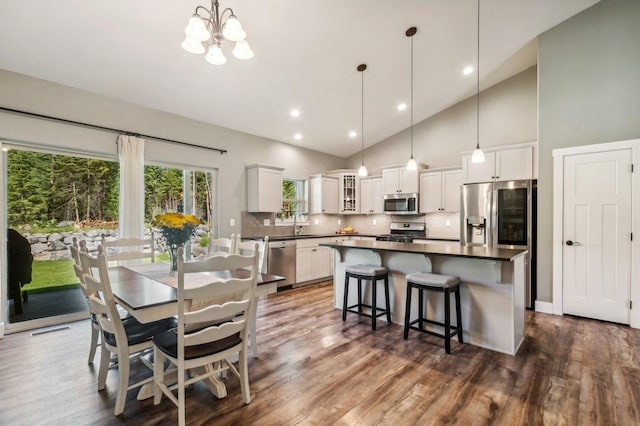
left=538, top=0, right=640, bottom=302
left=0, top=69, right=346, bottom=238
left=345, top=66, right=538, bottom=174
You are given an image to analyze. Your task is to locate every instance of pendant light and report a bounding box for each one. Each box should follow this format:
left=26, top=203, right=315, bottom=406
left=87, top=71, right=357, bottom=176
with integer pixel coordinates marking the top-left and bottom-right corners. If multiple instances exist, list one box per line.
left=471, top=0, right=485, bottom=163
left=357, top=63, right=368, bottom=177
left=406, top=27, right=418, bottom=171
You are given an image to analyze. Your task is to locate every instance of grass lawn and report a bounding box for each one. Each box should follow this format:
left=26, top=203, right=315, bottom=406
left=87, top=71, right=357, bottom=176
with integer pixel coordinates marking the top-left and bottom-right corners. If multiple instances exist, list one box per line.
left=23, top=260, right=79, bottom=294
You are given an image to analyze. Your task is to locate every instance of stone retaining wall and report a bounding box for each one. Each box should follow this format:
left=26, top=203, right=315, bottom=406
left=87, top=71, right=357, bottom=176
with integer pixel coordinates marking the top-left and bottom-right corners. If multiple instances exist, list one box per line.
left=23, top=227, right=209, bottom=261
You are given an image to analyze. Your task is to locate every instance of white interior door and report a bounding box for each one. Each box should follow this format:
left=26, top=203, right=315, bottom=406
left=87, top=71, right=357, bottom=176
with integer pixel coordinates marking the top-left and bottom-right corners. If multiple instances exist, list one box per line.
left=562, top=149, right=632, bottom=324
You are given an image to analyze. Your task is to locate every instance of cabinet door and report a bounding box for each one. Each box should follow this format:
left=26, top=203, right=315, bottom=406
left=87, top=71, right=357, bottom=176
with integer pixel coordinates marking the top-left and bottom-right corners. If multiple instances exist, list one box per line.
left=340, top=173, right=359, bottom=214
left=371, top=178, right=384, bottom=213
left=313, top=246, right=332, bottom=279
left=295, top=247, right=314, bottom=283
left=442, top=169, right=462, bottom=212
left=419, top=172, right=443, bottom=213
left=247, top=166, right=283, bottom=212
left=322, top=177, right=339, bottom=214
left=360, top=179, right=373, bottom=214
left=383, top=168, right=401, bottom=193
left=462, top=152, right=496, bottom=183
left=401, top=168, right=419, bottom=193
left=495, top=146, right=533, bottom=181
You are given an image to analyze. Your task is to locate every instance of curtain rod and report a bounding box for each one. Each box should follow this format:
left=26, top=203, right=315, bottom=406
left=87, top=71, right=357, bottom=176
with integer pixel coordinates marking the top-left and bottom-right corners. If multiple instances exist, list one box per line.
left=0, top=106, right=227, bottom=154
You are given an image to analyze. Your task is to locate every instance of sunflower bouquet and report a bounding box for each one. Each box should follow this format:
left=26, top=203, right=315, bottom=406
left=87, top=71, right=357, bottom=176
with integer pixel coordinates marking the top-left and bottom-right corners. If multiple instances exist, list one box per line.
left=152, top=212, right=201, bottom=248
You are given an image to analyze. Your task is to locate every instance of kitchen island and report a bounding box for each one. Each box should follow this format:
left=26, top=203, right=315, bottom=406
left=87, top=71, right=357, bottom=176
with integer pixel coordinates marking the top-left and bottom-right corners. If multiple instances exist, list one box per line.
left=320, top=240, right=527, bottom=355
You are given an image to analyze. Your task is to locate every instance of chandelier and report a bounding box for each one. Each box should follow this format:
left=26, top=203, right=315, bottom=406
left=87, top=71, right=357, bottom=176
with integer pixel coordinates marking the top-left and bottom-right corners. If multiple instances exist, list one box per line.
left=181, top=0, right=254, bottom=65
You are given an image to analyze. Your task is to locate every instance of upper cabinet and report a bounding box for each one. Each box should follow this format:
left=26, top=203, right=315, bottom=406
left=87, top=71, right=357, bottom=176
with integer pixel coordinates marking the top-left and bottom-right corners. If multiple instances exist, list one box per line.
left=461, top=143, right=537, bottom=183
left=360, top=176, right=383, bottom=214
left=419, top=168, right=462, bottom=213
left=246, top=164, right=284, bottom=212
left=326, top=170, right=359, bottom=214
left=382, top=166, right=420, bottom=194
left=309, top=174, right=339, bottom=214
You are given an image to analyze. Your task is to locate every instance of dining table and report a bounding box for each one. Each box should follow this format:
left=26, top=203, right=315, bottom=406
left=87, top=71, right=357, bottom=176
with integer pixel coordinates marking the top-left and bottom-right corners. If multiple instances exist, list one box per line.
left=107, top=262, right=285, bottom=399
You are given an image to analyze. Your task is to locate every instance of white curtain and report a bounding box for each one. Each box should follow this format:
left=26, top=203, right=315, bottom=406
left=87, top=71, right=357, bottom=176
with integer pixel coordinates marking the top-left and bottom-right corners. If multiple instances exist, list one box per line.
left=117, top=135, right=145, bottom=239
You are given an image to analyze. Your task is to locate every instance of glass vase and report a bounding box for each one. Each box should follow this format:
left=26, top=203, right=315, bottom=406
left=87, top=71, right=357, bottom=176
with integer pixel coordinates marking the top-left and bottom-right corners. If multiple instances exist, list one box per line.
left=168, top=244, right=181, bottom=276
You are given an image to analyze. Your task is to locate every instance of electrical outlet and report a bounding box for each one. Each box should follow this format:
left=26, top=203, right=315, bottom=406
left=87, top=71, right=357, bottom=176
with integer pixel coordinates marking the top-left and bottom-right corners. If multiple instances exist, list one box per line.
left=263, top=219, right=270, bottom=226
left=338, top=219, right=341, bottom=225
left=445, top=219, right=451, bottom=227
left=314, top=218, right=319, bottom=225
left=373, top=219, right=377, bottom=225
left=230, top=218, right=235, bottom=227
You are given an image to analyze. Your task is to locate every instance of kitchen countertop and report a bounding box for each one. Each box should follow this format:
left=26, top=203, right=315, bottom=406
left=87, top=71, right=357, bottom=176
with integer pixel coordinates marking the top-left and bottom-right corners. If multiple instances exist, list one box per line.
left=243, top=233, right=377, bottom=242
left=320, top=239, right=526, bottom=261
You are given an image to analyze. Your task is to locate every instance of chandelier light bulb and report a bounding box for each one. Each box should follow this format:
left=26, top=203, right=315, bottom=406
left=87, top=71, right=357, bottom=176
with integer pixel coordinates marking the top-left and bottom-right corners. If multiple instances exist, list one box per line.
left=222, top=16, right=246, bottom=42
left=205, top=44, right=227, bottom=65
left=181, top=37, right=205, bottom=54
left=358, top=164, right=368, bottom=177
left=185, top=16, right=210, bottom=41
left=233, top=39, right=254, bottom=60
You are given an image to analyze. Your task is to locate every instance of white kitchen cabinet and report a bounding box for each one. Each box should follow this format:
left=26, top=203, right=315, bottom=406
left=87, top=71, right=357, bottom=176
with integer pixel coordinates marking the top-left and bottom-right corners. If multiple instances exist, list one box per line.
left=461, top=144, right=535, bottom=183
left=296, top=238, right=332, bottom=283
left=360, top=176, right=383, bottom=214
left=309, top=174, right=339, bottom=214
left=382, top=166, right=419, bottom=194
left=246, top=165, right=284, bottom=212
left=327, top=170, right=359, bottom=214
left=419, top=169, right=462, bottom=213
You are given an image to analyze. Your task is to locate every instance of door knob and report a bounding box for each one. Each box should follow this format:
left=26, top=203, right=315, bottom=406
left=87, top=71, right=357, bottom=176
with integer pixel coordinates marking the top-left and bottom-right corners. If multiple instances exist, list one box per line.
left=566, top=240, right=577, bottom=246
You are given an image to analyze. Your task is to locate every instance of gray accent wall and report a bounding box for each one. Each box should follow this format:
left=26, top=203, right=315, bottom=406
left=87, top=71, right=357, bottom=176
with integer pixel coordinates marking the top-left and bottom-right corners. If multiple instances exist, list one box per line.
left=537, top=0, right=640, bottom=302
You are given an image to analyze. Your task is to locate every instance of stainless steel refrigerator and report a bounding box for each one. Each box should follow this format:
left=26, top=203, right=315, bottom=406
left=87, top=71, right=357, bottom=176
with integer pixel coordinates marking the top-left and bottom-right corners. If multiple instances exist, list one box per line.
left=460, top=180, right=537, bottom=309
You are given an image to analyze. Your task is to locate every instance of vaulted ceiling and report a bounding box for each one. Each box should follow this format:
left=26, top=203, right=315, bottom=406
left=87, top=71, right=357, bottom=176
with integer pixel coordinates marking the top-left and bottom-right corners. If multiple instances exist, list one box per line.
left=0, top=0, right=599, bottom=157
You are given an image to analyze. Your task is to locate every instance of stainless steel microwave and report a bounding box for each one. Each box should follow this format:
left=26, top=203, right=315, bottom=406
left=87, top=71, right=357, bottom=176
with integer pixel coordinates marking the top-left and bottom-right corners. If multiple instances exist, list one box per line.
left=383, top=193, right=419, bottom=215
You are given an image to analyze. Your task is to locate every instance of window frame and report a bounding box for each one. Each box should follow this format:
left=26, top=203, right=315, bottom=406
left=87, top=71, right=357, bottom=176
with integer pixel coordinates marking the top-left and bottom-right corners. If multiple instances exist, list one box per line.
left=276, top=176, right=309, bottom=226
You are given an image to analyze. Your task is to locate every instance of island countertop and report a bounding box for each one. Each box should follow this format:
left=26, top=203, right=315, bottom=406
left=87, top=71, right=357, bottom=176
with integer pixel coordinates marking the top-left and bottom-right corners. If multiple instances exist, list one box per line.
left=320, top=239, right=526, bottom=262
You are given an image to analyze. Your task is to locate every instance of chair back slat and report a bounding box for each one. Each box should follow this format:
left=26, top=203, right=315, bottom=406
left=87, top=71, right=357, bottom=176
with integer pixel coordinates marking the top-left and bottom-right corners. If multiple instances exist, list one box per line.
left=184, top=319, right=246, bottom=347
left=184, top=299, right=251, bottom=325
left=234, top=238, right=269, bottom=273
left=101, top=233, right=155, bottom=263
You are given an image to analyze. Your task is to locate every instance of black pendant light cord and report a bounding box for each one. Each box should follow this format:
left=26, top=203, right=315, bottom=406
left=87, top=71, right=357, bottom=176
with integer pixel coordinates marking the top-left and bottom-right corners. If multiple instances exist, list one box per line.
left=410, top=32, right=414, bottom=158
left=476, top=0, right=480, bottom=150
left=357, top=63, right=367, bottom=167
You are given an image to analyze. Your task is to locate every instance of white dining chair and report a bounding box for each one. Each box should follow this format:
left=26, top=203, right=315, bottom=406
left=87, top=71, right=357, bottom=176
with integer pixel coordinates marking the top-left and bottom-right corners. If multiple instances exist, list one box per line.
left=80, top=246, right=176, bottom=416
left=153, top=246, right=259, bottom=426
left=70, top=238, right=101, bottom=364
left=207, top=231, right=236, bottom=257
left=101, top=233, right=155, bottom=265
left=234, top=236, right=269, bottom=358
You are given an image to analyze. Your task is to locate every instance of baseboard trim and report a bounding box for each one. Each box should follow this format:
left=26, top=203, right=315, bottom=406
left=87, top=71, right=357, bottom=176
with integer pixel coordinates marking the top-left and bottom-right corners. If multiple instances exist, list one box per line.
left=535, top=300, right=554, bottom=314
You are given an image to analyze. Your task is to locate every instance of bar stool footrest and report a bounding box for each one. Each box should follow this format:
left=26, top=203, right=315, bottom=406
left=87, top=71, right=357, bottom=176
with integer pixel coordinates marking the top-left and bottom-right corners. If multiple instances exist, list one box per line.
left=407, top=318, right=460, bottom=339
left=346, top=303, right=388, bottom=319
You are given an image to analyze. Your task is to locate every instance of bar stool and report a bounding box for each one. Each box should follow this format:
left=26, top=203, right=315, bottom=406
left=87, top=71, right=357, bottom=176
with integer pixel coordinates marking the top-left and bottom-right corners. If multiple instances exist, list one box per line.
left=343, top=264, right=391, bottom=330
left=403, top=272, right=463, bottom=353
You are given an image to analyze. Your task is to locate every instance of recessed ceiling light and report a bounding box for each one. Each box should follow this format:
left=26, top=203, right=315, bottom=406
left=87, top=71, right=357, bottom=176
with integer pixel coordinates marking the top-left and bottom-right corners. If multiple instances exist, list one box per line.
left=290, top=109, right=300, bottom=117
left=397, top=103, right=407, bottom=111
left=349, top=131, right=357, bottom=138
left=294, top=133, right=302, bottom=141
left=463, top=66, right=474, bottom=76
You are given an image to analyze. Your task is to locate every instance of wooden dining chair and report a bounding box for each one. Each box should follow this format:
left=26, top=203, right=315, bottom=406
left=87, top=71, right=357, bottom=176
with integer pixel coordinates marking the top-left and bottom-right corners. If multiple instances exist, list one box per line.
left=70, top=238, right=101, bottom=364
left=153, top=245, right=259, bottom=426
left=207, top=231, right=236, bottom=257
left=101, top=233, right=155, bottom=265
left=80, top=246, right=176, bottom=416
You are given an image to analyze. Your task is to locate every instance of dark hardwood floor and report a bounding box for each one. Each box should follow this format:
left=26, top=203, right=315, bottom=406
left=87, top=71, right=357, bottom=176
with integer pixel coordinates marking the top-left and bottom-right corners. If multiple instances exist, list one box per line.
left=1, top=281, right=638, bottom=425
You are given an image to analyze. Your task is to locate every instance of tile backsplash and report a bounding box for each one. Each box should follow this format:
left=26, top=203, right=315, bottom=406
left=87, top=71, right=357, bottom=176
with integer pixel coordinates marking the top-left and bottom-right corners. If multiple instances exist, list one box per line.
left=241, top=211, right=460, bottom=240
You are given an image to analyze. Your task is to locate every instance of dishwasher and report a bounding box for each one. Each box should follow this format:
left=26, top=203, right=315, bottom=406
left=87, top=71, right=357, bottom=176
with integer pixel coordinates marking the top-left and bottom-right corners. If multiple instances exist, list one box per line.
left=267, top=240, right=296, bottom=288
